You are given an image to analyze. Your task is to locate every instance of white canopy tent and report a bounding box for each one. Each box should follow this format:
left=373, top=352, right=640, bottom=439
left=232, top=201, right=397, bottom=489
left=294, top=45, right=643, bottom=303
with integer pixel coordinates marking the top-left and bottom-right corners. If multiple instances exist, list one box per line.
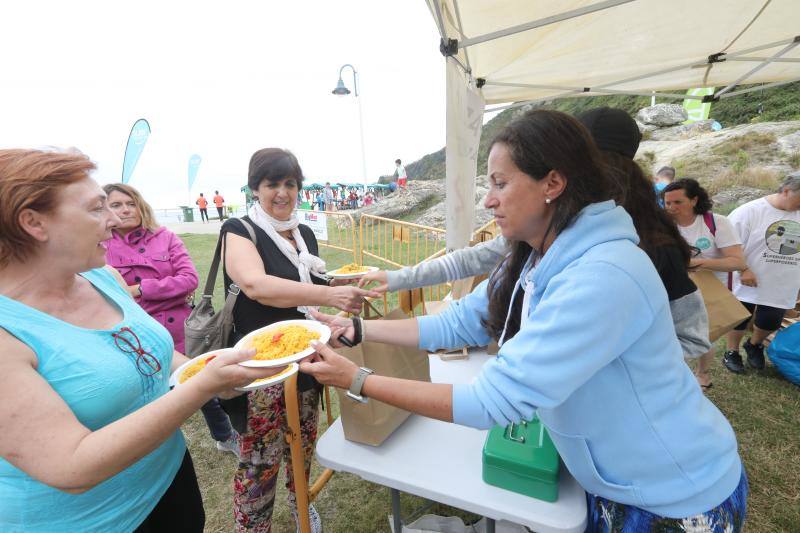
left=424, top=0, right=800, bottom=249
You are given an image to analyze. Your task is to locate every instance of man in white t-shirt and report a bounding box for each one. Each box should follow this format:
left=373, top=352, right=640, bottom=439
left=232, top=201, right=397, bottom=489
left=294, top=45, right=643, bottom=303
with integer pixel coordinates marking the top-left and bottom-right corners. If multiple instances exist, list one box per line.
left=724, top=173, right=800, bottom=373
left=664, top=179, right=746, bottom=388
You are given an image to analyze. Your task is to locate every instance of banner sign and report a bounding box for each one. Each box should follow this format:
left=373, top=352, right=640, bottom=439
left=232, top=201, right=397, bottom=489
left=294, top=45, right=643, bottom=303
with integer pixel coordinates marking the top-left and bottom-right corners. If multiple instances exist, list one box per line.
left=121, top=118, right=151, bottom=184
left=187, top=154, right=202, bottom=191
left=298, top=210, right=328, bottom=241
left=683, top=88, right=715, bottom=123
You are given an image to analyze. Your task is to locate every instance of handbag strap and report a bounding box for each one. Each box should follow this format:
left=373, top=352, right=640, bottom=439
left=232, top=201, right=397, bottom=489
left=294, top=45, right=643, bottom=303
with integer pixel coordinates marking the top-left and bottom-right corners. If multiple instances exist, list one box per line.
left=201, top=218, right=257, bottom=297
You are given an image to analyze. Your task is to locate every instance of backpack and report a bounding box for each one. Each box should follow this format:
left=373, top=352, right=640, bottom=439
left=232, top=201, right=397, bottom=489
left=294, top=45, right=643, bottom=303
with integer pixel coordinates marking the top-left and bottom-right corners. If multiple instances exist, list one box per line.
left=184, top=218, right=257, bottom=356
left=767, top=322, right=800, bottom=386
left=702, top=212, right=733, bottom=290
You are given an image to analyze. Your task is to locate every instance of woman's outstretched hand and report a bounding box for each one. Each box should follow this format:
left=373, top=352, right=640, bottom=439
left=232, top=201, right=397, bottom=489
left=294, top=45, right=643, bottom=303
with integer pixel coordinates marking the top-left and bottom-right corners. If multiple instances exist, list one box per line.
left=358, top=270, right=389, bottom=293
left=326, top=286, right=381, bottom=315
left=309, top=309, right=356, bottom=347
left=300, top=341, right=358, bottom=389
left=191, top=347, right=287, bottom=399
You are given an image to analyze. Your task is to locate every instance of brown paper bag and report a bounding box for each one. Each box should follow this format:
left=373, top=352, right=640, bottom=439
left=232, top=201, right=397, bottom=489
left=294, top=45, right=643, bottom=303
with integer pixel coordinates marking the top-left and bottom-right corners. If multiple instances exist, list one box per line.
left=335, top=307, right=431, bottom=446
left=689, top=270, right=751, bottom=343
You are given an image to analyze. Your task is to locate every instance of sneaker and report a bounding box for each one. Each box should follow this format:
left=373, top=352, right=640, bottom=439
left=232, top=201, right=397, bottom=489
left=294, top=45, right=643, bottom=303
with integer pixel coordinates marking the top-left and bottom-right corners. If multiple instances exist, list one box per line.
left=293, top=504, right=322, bottom=533
left=743, top=338, right=766, bottom=370
left=722, top=350, right=746, bottom=374
left=215, top=431, right=240, bottom=459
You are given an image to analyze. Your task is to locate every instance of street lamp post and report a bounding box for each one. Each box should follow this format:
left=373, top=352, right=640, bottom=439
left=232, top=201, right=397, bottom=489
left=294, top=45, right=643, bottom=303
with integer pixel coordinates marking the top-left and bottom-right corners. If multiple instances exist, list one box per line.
left=332, top=64, right=368, bottom=191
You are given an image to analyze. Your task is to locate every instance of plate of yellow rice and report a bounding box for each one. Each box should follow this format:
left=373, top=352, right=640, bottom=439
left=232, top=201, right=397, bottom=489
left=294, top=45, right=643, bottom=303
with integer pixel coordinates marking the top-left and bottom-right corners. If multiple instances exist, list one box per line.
left=235, top=363, right=299, bottom=391
left=169, top=348, right=238, bottom=388
left=328, top=263, right=379, bottom=280
left=234, top=319, right=331, bottom=368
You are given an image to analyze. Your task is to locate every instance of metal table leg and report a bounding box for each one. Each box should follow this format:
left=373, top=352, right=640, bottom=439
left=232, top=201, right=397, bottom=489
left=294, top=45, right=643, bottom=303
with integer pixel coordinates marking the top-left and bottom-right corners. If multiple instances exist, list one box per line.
left=485, top=517, right=496, bottom=533
left=390, top=487, right=403, bottom=533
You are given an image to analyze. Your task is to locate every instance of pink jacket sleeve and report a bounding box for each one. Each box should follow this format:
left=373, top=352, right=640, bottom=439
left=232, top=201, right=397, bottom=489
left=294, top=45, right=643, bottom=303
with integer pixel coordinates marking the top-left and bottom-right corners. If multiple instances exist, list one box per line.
left=139, top=232, right=199, bottom=302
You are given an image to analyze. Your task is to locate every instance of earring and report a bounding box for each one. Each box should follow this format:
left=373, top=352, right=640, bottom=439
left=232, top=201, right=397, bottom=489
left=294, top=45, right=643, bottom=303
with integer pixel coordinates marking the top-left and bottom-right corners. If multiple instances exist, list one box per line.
left=545, top=198, right=552, bottom=204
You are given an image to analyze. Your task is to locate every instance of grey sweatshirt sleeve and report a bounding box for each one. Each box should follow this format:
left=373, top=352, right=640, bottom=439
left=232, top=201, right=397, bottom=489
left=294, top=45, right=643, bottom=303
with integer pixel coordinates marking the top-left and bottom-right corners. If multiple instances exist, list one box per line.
left=385, top=236, right=508, bottom=291
left=670, top=289, right=712, bottom=358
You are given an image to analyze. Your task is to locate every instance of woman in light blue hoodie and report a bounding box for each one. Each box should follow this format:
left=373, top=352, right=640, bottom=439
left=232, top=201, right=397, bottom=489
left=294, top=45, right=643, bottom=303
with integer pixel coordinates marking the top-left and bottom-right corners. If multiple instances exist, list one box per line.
left=302, top=110, right=746, bottom=532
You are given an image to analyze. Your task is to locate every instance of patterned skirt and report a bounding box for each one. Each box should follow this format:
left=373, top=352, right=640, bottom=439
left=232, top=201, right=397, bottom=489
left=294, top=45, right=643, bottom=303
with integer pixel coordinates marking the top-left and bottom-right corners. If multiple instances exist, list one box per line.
left=585, top=468, right=748, bottom=533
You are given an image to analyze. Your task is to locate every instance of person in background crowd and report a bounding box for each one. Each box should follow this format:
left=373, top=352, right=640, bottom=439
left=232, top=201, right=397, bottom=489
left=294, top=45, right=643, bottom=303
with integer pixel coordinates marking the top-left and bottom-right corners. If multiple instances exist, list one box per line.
left=664, top=178, right=747, bottom=388
left=196, top=193, right=209, bottom=223
left=306, top=110, right=747, bottom=532
left=0, top=148, right=279, bottom=532
left=221, top=148, right=379, bottom=532
left=324, top=182, right=335, bottom=211
left=364, top=191, right=374, bottom=206
left=723, top=172, right=800, bottom=373
left=213, top=190, right=226, bottom=220
left=315, top=190, right=325, bottom=211
left=103, top=183, right=240, bottom=457
left=395, top=158, right=407, bottom=188
left=654, top=166, right=676, bottom=207
left=348, top=189, right=358, bottom=210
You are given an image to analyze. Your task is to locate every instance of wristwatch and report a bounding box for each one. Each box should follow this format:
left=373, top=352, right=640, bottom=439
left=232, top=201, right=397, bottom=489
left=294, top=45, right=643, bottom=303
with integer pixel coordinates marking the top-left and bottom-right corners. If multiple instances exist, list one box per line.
left=347, top=366, right=374, bottom=403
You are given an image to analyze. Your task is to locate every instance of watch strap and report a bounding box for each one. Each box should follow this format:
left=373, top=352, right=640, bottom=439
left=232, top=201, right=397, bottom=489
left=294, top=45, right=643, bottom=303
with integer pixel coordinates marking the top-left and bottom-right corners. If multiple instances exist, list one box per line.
left=347, top=367, right=373, bottom=403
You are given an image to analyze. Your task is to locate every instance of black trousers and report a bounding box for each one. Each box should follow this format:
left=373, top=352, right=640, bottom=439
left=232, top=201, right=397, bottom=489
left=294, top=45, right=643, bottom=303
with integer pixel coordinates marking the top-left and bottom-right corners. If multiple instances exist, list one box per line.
left=216, top=206, right=225, bottom=220
left=135, top=451, right=205, bottom=533
left=199, top=208, right=209, bottom=222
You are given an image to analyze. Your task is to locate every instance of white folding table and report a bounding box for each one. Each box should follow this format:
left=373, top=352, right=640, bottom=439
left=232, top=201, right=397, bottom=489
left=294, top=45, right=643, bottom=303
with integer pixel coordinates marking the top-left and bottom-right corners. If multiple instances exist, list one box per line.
left=315, top=350, right=587, bottom=533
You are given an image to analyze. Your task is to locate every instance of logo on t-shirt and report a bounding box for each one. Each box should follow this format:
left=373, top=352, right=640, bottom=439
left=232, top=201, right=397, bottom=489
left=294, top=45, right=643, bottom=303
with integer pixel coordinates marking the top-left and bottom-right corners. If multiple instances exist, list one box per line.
left=765, top=220, right=800, bottom=255
left=695, top=237, right=712, bottom=250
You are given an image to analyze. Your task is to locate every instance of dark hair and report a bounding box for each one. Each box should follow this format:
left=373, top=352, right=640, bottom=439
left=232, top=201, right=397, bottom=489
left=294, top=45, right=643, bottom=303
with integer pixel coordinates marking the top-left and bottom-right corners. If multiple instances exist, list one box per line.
left=248, top=148, right=304, bottom=191
left=663, top=178, right=712, bottom=214
left=395, top=159, right=401, bottom=164
left=484, top=109, right=614, bottom=340
left=656, top=166, right=676, bottom=180
left=603, top=152, right=693, bottom=261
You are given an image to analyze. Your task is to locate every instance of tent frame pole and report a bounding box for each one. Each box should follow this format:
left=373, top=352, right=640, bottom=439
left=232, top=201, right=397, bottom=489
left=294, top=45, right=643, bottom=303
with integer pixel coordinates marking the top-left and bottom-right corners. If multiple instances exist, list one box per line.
left=430, top=0, right=447, bottom=39
left=718, top=77, right=800, bottom=99
left=727, top=56, right=800, bottom=63
left=457, top=0, right=634, bottom=49
left=715, top=39, right=800, bottom=97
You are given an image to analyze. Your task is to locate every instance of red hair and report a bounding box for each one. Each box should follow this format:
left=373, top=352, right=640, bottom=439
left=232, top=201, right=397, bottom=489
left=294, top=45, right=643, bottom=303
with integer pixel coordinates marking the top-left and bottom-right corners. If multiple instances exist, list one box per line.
left=0, top=148, right=96, bottom=267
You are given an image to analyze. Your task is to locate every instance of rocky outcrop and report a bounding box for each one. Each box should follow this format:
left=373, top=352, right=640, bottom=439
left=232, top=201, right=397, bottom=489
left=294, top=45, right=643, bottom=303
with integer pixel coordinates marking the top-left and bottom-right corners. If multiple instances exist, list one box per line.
left=712, top=186, right=767, bottom=208
left=637, top=104, right=687, bottom=127
left=649, top=120, right=716, bottom=141
left=638, top=120, right=800, bottom=175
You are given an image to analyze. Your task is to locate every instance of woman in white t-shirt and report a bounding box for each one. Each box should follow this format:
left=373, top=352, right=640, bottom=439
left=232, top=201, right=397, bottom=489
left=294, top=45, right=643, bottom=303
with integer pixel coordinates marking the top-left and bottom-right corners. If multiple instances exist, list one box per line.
left=664, top=179, right=747, bottom=389
left=721, top=173, right=800, bottom=374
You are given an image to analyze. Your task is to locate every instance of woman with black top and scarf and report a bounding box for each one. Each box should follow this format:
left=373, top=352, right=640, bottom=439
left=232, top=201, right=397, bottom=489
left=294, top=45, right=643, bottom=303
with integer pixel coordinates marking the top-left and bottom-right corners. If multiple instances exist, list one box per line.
left=220, top=148, right=379, bottom=532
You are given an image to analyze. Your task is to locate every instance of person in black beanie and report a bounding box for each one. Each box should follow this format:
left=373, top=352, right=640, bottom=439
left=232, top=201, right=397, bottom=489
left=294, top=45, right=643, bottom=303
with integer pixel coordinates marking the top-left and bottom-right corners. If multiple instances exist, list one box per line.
left=577, top=107, right=712, bottom=378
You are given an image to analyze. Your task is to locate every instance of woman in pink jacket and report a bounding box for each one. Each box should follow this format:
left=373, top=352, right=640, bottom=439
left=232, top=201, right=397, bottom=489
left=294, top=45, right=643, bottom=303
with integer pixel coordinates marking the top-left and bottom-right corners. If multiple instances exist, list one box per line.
left=102, top=183, right=198, bottom=352
left=103, top=183, right=240, bottom=456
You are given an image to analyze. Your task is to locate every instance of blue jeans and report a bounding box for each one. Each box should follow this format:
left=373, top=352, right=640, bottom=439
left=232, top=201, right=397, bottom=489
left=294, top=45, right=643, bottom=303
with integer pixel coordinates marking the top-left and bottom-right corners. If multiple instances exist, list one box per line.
left=200, top=397, right=234, bottom=442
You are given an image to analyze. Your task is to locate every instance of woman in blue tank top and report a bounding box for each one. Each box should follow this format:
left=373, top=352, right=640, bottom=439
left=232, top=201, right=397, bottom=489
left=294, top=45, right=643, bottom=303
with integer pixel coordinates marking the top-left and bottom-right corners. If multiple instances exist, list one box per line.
left=0, top=149, right=280, bottom=532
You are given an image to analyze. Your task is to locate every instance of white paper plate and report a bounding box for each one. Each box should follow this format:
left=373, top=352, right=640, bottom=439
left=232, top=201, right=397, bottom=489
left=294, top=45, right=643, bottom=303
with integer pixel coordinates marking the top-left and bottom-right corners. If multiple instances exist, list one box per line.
left=234, top=319, right=331, bottom=368
left=169, top=348, right=238, bottom=388
left=327, top=265, right=379, bottom=280
left=235, top=363, right=299, bottom=391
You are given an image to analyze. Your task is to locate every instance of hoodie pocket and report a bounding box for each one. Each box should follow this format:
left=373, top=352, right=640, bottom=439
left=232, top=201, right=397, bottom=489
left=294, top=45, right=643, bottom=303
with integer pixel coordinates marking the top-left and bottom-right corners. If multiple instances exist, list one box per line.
left=546, top=426, right=645, bottom=507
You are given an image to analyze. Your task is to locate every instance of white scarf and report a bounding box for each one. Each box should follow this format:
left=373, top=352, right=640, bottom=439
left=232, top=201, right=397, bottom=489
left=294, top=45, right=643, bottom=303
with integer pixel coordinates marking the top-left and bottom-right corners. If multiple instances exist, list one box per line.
left=247, top=202, right=327, bottom=315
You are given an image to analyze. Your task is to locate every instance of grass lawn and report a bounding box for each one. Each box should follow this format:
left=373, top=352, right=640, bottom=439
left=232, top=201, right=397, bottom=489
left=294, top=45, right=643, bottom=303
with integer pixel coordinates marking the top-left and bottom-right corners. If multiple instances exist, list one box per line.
left=179, top=233, right=800, bottom=533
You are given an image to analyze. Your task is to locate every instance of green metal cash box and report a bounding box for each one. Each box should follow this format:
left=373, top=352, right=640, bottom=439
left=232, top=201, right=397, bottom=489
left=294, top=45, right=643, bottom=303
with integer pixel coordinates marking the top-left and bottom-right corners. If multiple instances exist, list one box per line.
left=482, top=417, right=560, bottom=502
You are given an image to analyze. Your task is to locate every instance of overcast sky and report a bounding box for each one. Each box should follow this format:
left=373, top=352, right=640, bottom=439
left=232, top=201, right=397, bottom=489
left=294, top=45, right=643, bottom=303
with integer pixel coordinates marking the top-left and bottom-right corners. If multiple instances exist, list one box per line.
left=0, top=1, right=450, bottom=209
